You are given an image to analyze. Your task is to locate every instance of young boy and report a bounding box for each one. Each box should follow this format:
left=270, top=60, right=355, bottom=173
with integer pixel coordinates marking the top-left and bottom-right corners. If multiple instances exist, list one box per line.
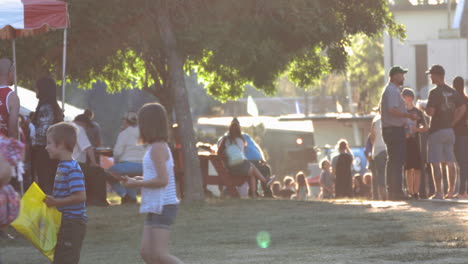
left=319, top=159, right=335, bottom=199
left=43, top=122, right=87, bottom=264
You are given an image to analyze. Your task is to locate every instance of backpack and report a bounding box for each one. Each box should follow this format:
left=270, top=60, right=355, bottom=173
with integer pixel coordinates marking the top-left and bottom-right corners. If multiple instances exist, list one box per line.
left=0, top=184, right=20, bottom=227
left=224, top=138, right=246, bottom=167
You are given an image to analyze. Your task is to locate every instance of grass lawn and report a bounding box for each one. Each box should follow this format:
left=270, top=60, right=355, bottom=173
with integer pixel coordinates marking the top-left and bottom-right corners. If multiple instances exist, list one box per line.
left=1, top=198, right=467, bottom=264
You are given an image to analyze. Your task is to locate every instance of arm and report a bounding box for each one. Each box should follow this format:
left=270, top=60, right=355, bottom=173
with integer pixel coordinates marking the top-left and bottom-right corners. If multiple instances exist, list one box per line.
left=389, top=108, right=417, bottom=120
left=217, top=136, right=227, bottom=156
left=453, top=104, right=466, bottom=126
left=425, top=107, right=435, bottom=117
left=123, top=143, right=169, bottom=188
left=319, top=176, right=333, bottom=193
left=95, top=124, right=103, bottom=147
left=7, top=92, right=19, bottom=139
left=86, top=147, right=98, bottom=167
left=44, top=191, right=86, bottom=208
left=112, top=131, right=126, bottom=163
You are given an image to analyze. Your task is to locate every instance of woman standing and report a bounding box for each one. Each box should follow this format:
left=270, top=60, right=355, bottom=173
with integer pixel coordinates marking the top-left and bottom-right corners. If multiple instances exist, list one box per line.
left=453, top=77, right=468, bottom=199
left=32, top=77, right=63, bottom=194
left=332, top=139, right=354, bottom=198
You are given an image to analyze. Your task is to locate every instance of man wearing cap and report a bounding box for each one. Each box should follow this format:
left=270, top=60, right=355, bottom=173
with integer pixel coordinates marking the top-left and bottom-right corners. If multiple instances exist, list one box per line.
left=380, top=66, right=418, bottom=200
left=425, top=65, right=466, bottom=199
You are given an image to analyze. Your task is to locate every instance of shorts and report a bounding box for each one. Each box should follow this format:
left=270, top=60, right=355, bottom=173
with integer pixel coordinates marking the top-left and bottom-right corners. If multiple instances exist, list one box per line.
left=109, top=162, right=143, bottom=176
left=228, top=160, right=251, bottom=176
left=53, top=218, right=86, bottom=264
left=144, top=204, right=178, bottom=229
left=427, top=128, right=456, bottom=163
left=405, top=137, right=422, bottom=170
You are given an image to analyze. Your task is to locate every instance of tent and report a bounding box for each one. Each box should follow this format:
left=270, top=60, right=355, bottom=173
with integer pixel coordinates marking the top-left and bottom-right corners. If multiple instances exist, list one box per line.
left=0, top=0, right=70, bottom=194
left=18, top=86, right=83, bottom=121
left=0, top=0, right=70, bottom=110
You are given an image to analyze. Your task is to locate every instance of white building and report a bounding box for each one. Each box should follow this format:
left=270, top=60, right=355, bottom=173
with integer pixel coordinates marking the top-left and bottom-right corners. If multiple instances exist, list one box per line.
left=385, top=0, right=468, bottom=98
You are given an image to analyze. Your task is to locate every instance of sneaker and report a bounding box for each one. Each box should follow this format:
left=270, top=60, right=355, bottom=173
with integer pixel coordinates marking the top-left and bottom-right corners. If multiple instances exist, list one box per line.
left=0, top=231, right=14, bottom=240
left=429, top=195, right=443, bottom=200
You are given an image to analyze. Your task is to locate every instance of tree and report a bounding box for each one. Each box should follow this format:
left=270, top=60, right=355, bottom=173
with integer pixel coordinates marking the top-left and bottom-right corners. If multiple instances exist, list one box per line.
left=0, top=0, right=404, bottom=201
left=348, top=34, right=385, bottom=113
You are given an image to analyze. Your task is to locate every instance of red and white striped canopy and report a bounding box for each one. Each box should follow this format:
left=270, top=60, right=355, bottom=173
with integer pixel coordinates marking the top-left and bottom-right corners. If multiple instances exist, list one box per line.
left=0, top=0, right=69, bottom=39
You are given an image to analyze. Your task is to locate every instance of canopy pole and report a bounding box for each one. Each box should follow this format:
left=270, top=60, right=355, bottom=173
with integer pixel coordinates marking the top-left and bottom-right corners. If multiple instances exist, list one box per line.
left=12, top=38, right=23, bottom=196
left=12, top=39, right=17, bottom=93
left=61, top=28, right=68, bottom=111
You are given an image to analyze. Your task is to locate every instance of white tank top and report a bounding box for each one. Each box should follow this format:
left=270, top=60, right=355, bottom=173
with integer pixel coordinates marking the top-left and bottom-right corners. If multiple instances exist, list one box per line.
left=139, top=143, right=179, bottom=214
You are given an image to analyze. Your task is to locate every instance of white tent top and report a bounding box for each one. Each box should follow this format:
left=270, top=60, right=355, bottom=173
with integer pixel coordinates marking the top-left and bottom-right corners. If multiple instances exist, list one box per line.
left=16, top=86, right=83, bottom=121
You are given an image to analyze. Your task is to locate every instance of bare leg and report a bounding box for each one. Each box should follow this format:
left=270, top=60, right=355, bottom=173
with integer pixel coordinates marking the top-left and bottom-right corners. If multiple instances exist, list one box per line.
left=446, top=162, right=457, bottom=198
left=413, top=169, right=421, bottom=196
left=249, top=165, right=266, bottom=183
left=248, top=174, right=257, bottom=197
left=378, top=186, right=388, bottom=201
left=141, top=226, right=157, bottom=264
left=405, top=169, right=414, bottom=195
left=431, top=163, right=443, bottom=199
left=143, top=227, right=184, bottom=264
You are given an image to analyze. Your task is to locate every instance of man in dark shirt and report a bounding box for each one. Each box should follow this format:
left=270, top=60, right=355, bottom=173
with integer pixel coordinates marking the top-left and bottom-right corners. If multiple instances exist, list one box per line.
left=425, top=65, right=466, bottom=199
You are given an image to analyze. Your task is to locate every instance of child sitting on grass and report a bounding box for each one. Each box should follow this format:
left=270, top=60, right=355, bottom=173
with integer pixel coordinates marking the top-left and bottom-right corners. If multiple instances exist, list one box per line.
left=292, top=172, right=309, bottom=201
left=43, top=122, right=87, bottom=264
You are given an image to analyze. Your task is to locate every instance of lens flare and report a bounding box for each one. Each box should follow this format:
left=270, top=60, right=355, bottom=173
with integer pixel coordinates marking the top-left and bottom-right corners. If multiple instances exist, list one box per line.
left=256, top=231, right=271, bottom=249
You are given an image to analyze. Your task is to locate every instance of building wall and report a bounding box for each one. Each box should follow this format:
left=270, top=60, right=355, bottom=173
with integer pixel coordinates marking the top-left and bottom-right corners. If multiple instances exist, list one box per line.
left=384, top=7, right=468, bottom=99
left=311, top=119, right=371, bottom=148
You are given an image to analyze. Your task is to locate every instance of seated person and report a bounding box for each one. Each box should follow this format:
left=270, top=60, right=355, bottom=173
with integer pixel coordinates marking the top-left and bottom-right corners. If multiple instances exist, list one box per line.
left=108, top=112, right=146, bottom=204
left=292, top=172, right=309, bottom=200
left=361, top=173, right=372, bottom=199
left=353, top=174, right=371, bottom=199
left=217, top=118, right=273, bottom=197
left=73, top=115, right=109, bottom=207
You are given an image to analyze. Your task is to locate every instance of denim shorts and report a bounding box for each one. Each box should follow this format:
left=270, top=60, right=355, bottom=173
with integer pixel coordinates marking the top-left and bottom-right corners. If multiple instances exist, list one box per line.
left=144, top=204, right=178, bottom=229
left=427, top=128, right=456, bottom=163
left=109, top=162, right=143, bottom=176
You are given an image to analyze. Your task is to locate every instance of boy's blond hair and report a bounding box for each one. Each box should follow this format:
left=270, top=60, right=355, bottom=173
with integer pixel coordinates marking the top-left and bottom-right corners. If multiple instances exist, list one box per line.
left=47, top=122, right=77, bottom=152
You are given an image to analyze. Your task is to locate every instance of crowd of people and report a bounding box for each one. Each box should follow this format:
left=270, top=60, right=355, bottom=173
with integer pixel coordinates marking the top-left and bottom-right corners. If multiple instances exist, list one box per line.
left=0, top=57, right=183, bottom=264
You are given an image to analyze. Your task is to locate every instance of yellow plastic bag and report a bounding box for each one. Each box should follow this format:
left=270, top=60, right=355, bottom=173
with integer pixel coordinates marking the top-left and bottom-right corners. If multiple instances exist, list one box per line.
left=11, top=182, right=62, bottom=262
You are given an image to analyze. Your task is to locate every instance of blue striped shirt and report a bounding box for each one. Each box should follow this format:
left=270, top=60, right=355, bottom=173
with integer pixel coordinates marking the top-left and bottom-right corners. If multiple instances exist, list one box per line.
left=52, top=160, right=87, bottom=221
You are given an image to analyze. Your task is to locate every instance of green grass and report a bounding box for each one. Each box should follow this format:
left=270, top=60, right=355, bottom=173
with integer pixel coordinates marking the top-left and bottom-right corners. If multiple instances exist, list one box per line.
left=1, top=199, right=467, bottom=263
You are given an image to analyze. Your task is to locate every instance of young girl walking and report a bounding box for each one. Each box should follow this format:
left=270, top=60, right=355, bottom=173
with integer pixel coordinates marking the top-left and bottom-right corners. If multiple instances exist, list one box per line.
left=122, top=103, right=184, bottom=264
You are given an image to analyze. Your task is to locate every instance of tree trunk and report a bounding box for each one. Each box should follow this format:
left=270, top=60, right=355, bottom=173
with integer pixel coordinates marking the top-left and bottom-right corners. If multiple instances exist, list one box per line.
left=156, top=1, right=204, bottom=202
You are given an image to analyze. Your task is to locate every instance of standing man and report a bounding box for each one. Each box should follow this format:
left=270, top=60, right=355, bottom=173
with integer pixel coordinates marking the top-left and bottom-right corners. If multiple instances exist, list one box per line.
left=0, top=58, right=20, bottom=139
left=380, top=66, right=418, bottom=200
left=425, top=65, right=465, bottom=199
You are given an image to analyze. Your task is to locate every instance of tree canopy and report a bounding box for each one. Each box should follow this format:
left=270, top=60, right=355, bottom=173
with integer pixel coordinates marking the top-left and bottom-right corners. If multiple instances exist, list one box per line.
left=1, top=0, right=403, bottom=104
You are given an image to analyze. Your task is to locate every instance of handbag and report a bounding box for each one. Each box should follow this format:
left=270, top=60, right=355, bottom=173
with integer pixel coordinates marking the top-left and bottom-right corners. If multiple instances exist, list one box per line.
left=225, top=138, right=246, bottom=167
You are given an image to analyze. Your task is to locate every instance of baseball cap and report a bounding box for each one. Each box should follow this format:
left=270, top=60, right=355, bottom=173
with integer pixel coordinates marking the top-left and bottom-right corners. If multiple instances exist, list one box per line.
left=425, top=64, right=445, bottom=75
left=123, top=112, right=138, bottom=125
left=389, top=66, right=408, bottom=76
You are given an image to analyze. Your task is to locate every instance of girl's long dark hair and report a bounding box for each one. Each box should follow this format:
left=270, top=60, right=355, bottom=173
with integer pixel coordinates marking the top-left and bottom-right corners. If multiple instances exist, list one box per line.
left=227, top=118, right=245, bottom=143
left=33, top=77, right=64, bottom=125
